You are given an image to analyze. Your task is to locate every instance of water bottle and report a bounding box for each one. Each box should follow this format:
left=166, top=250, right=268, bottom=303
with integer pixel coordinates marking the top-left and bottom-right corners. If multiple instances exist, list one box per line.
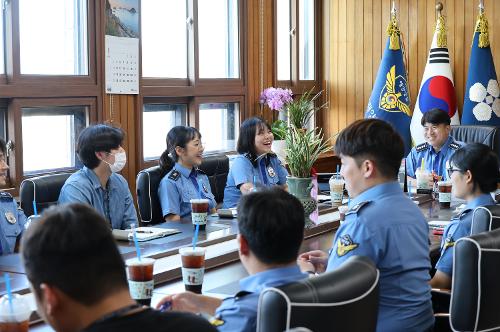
left=398, top=158, right=406, bottom=191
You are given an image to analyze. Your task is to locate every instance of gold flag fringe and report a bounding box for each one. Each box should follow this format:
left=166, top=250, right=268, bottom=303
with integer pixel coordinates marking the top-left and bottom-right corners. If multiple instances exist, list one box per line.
left=387, top=14, right=401, bottom=50
left=436, top=15, right=447, bottom=48
left=475, top=12, right=490, bottom=48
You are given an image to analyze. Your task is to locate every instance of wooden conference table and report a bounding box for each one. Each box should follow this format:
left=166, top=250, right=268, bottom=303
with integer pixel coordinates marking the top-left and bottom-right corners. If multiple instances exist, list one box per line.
left=1, top=194, right=457, bottom=331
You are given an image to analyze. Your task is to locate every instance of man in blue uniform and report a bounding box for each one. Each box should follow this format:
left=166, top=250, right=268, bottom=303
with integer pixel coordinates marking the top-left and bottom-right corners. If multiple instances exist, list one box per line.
left=406, top=108, right=464, bottom=184
left=59, top=124, right=137, bottom=229
left=0, top=138, right=27, bottom=254
left=299, top=119, right=434, bottom=332
left=157, top=188, right=307, bottom=331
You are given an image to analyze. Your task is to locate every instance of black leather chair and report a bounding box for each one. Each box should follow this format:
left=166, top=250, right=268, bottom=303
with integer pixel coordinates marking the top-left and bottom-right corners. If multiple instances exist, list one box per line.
left=471, top=205, right=500, bottom=235
left=256, top=256, right=379, bottom=332
left=136, top=154, right=229, bottom=224
left=450, top=125, right=500, bottom=156
left=449, top=228, right=500, bottom=331
left=19, top=173, right=72, bottom=217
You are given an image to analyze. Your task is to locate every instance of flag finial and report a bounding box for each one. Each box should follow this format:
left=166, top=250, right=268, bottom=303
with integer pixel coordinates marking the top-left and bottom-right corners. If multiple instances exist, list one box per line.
left=435, top=3, right=447, bottom=48
left=475, top=0, right=489, bottom=48
left=387, top=2, right=400, bottom=50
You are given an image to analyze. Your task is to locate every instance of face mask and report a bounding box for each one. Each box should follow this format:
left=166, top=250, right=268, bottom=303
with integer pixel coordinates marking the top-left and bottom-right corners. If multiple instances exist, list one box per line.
left=104, top=151, right=127, bottom=173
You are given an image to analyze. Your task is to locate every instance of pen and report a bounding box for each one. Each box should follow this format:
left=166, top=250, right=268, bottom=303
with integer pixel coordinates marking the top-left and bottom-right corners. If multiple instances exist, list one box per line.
left=136, top=230, right=154, bottom=234
left=159, top=301, right=172, bottom=312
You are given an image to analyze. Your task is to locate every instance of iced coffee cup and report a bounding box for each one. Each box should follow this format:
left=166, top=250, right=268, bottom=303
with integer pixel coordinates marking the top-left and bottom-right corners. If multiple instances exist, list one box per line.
left=438, top=181, right=452, bottom=208
left=416, top=168, right=433, bottom=191
left=179, top=247, right=206, bottom=294
left=0, top=294, right=31, bottom=332
left=126, top=257, right=155, bottom=306
left=190, top=199, right=209, bottom=230
left=329, top=176, right=345, bottom=206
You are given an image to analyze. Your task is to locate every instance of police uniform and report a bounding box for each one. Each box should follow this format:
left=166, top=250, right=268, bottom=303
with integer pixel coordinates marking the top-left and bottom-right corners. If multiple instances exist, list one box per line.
left=223, top=154, right=288, bottom=208
left=406, top=136, right=464, bottom=180
left=213, top=266, right=306, bottom=332
left=58, top=167, right=138, bottom=230
left=0, top=192, right=27, bottom=255
left=158, top=163, right=216, bottom=218
left=436, top=193, right=495, bottom=277
left=326, top=182, right=434, bottom=332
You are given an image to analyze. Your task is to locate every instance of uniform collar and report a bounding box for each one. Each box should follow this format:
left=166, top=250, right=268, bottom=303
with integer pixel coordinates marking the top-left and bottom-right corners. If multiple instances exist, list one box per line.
left=429, top=136, right=454, bottom=154
left=174, top=163, right=194, bottom=179
left=239, top=265, right=305, bottom=293
left=351, top=181, right=401, bottom=207
left=82, top=166, right=117, bottom=191
left=465, top=193, right=495, bottom=211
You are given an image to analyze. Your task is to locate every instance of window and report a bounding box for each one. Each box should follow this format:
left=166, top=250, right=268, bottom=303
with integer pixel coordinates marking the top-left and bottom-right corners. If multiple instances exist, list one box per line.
left=142, top=103, right=187, bottom=160
left=19, top=0, right=88, bottom=75
left=299, top=0, right=314, bottom=80
left=141, top=0, right=188, bottom=78
left=198, top=0, right=239, bottom=78
left=199, top=102, right=239, bottom=152
left=276, top=0, right=291, bottom=81
left=21, top=106, right=87, bottom=174
left=0, top=10, right=4, bottom=75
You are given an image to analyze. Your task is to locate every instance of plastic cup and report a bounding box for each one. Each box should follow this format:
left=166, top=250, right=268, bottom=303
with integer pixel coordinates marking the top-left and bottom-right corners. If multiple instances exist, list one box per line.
left=416, top=168, right=433, bottom=190
left=0, top=294, right=31, bottom=332
left=329, top=177, right=345, bottom=206
left=179, top=247, right=206, bottom=294
left=125, top=257, right=155, bottom=306
left=338, top=205, right=349, bottom=224
left=438, top=181, right=452, bottom=208
left=190, top=199, right=209, bottom=230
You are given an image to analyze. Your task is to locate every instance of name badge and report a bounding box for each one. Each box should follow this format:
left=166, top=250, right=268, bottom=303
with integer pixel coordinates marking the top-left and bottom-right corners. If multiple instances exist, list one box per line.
left=267, top=166, right=276, bottom=178
left=5, top=211, right=16, bottom=224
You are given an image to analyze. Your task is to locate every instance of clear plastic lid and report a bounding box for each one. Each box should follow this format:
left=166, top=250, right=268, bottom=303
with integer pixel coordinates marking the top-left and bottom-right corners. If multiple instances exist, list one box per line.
left=0, top=294, right=31, bottom=322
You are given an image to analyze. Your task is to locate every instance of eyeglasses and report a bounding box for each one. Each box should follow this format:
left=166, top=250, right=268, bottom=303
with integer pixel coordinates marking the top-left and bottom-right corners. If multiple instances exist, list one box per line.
left=446, top=166, right=462, bottom=178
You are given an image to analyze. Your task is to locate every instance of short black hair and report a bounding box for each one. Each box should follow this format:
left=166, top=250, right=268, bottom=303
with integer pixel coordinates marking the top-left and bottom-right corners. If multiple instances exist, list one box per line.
left=159, top=126, right=201, bottom=173
left=237, top=117, right=271, bottom=164
left=0, top=138, right=6, bottom=155
left=21, top=203, right=128, bottom=306
left=237, top=188, right=304, bottom=265
left=449, top=143, right=500, bottom=193
left=421, top=108, right=451, bottom=126
left=335, top=119, right=404, bottom=178
left=77, top=124, right=124, bottom=169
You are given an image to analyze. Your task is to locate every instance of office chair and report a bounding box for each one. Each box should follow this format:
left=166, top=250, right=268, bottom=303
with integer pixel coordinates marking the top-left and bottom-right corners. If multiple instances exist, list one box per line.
left=256, top=256, right=379, bottom=332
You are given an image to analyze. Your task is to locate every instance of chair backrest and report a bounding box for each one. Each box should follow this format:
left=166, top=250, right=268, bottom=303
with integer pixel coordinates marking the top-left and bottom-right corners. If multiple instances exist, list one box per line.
left=19, top=173, right=73, bottom=217
left=450, top=228, right=500, bottom=331
left=450, top=125, right=500, bottom=156
left=136, top=154, right=229, bottom=224
left=256, top=256, right=379, bottom=332
left=471, top=205, right=500, bottom=235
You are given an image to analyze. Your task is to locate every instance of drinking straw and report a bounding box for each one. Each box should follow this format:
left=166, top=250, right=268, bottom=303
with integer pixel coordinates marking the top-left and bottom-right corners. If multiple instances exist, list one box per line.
left=4, top=273, right=13, bottom=315
left=130, top=223, right=142, bottom=262
left=253, top=175, right=257, bottom=191
left=192, top=224, right=200, bottom=250
left=336, top=165, right=340, bottom=180
left=32, top=200, right=37, bottom=216
left=420, top=158, right=425, bottom=170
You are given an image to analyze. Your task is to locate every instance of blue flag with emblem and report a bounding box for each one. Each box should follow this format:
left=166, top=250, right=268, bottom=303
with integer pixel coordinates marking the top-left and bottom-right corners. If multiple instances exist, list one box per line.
left=462, top=5, right=500, bottom=125
left=365, top=8, right=411, bottom=154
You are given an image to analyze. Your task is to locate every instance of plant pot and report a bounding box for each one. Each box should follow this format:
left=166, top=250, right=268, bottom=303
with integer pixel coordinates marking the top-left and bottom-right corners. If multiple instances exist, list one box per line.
left=286, top=176, right=317, bottom=228
left=271, top=140, right=287, bottom=164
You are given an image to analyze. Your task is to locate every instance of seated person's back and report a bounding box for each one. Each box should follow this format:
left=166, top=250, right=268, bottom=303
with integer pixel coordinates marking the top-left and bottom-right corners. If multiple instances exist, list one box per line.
left=58, top=124, right=137, bottom=229
left=21, top=203, right=216, bottom=332
left=158, top=188, right=307, bottom=332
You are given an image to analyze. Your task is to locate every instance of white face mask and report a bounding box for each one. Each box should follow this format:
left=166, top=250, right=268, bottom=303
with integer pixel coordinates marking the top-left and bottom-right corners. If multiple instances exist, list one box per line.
left=104, top=151, right=127, bottom=173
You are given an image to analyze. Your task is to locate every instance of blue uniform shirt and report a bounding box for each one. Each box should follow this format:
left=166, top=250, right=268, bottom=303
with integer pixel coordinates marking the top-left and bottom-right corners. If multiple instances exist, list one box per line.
left=58, top=167, right=137, bottom=230
left=214, top=266, right=307, bottom=332
left=158, top=163, right=216, bottom=218
left=326, top=182, right=434, bottom=332
left=436, top=193, right=495, bottom=276
left=223, top=154, right=288, bottom=208
left=406, top=136, right=464, bottom=180
left=0, top=192, right=27, bottom=255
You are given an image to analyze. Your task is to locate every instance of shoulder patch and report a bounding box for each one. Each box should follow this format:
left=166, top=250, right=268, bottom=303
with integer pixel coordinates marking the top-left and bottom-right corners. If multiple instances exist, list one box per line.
left=0, top=192, right=13, bottom=201
left=168, top=170, right=181, bottom=181
left=449, top=142, right=461, bottom=150
left=336, top=234, right=359, bottom=257
left=415, top=142, right=428, bottom=152
left=345, top=201, right=371, bottom=216
left=443, top=236, right=455, bottom=250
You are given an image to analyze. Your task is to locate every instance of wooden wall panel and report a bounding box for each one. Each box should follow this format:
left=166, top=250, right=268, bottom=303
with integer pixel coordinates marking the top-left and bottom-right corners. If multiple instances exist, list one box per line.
left=324, top=0, right=500, bottom=139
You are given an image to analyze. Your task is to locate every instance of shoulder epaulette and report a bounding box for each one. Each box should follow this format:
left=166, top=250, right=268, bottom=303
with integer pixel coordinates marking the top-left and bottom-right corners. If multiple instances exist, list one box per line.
left=415, top=143, right=428, bottom=152
left=449, top=142, right=461, bottom=150
left=196, top=168, right=206, bottom=175
left=234, top=290, right=252, bottom=300
left=345, top=201, right=371, bottom=216
left=0, top=192, right=13, bottom=201
left=168, top=170, right=181, bottom=181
